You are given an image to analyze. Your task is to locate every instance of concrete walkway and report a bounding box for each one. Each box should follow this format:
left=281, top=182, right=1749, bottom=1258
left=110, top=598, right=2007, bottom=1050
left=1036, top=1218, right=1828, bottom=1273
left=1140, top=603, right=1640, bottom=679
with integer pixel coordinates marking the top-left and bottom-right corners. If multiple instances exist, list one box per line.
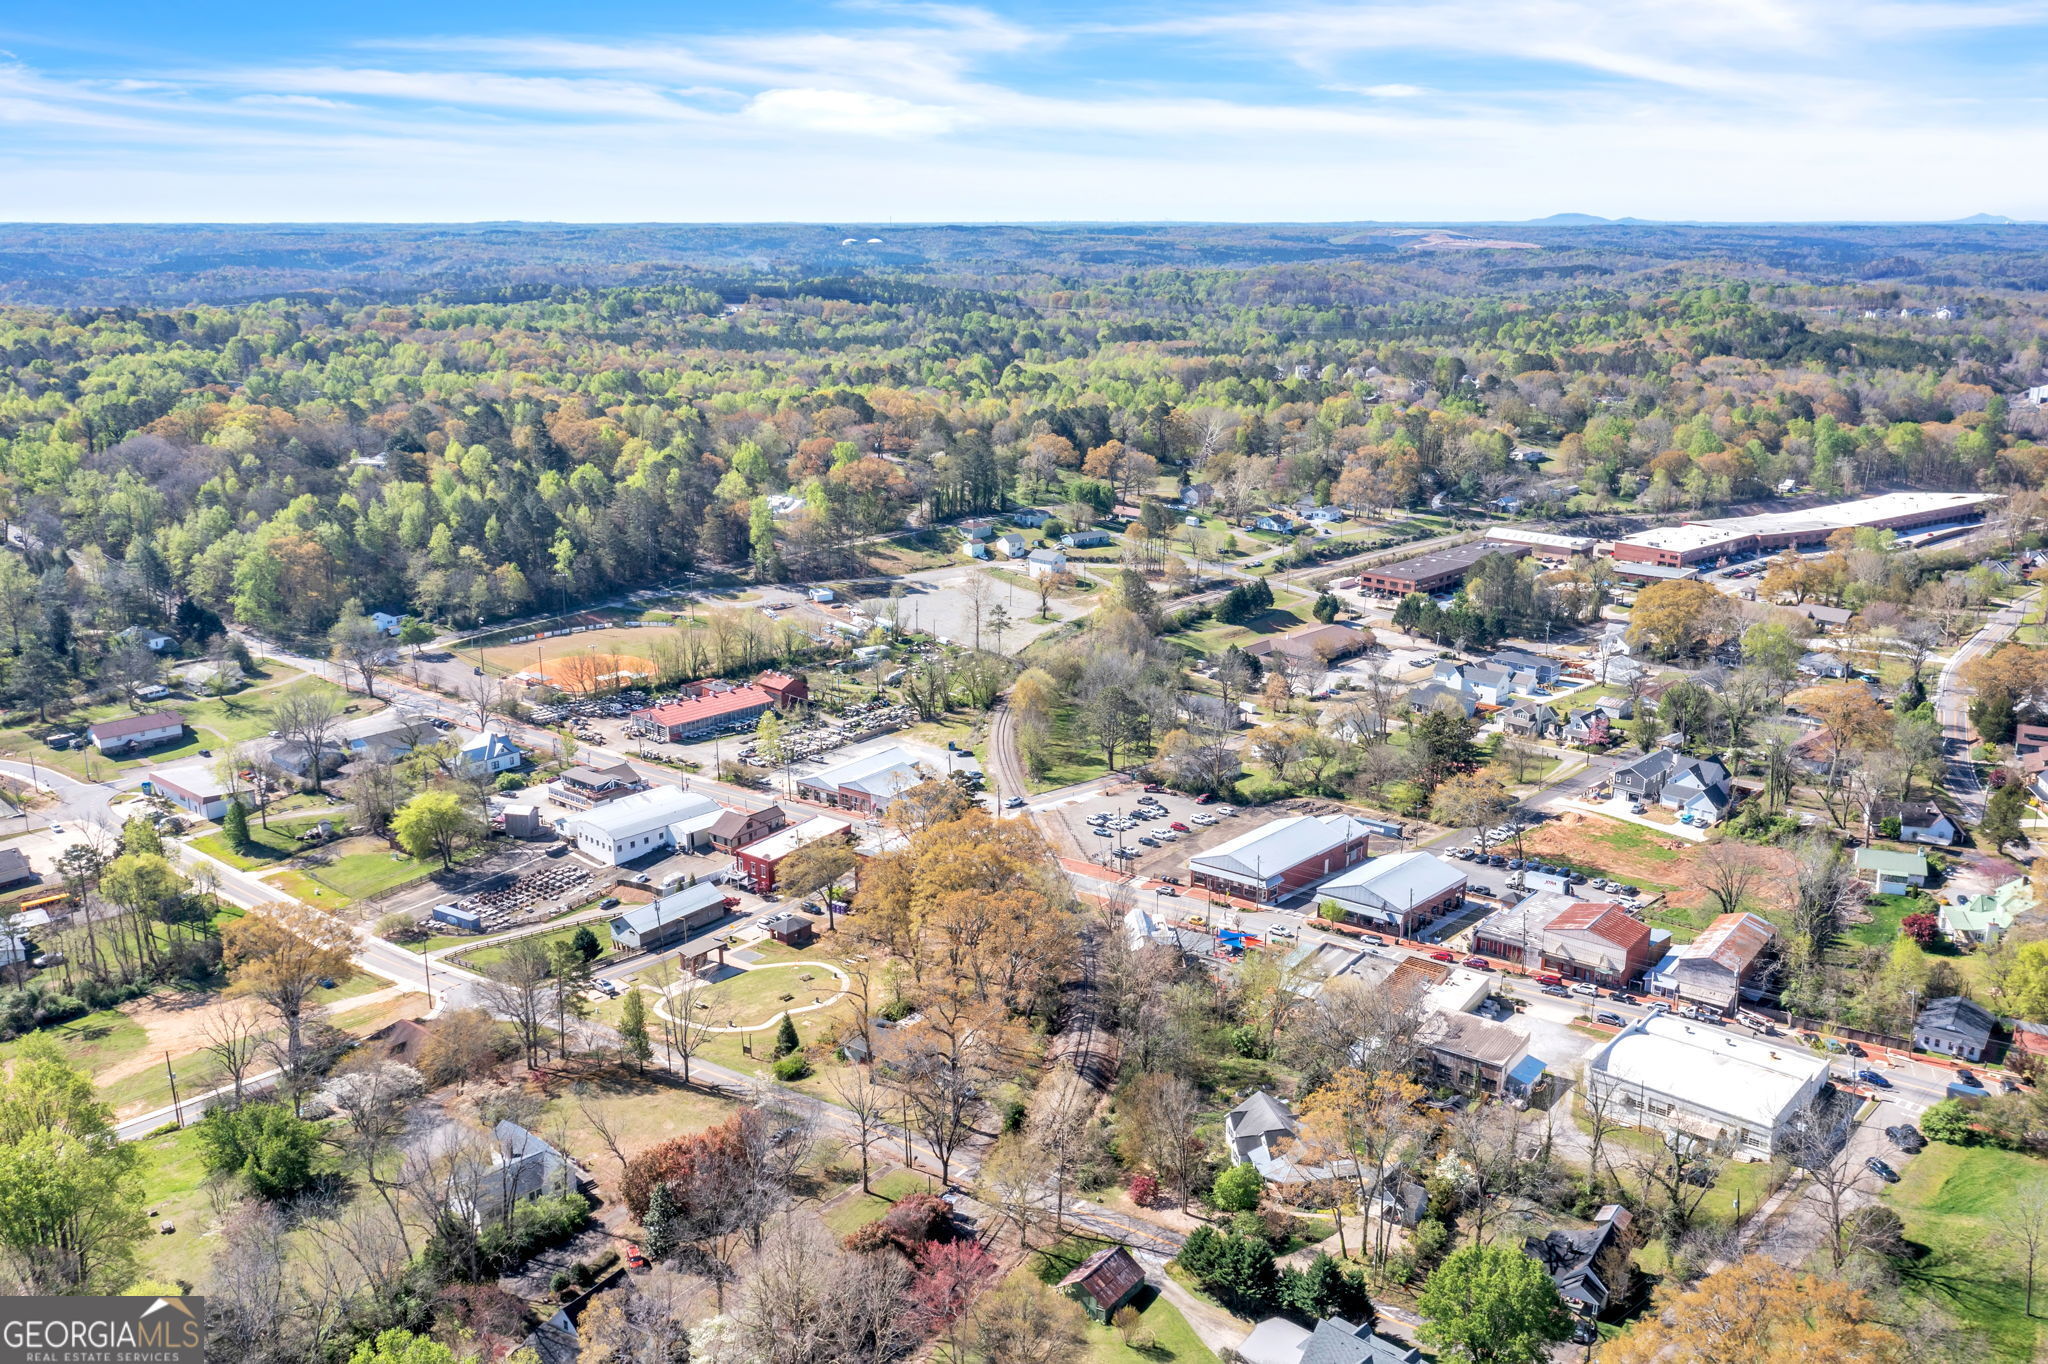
left=649, top=959, right=851, bottom=1033
left=1560, top=795, right=1712, bottom=843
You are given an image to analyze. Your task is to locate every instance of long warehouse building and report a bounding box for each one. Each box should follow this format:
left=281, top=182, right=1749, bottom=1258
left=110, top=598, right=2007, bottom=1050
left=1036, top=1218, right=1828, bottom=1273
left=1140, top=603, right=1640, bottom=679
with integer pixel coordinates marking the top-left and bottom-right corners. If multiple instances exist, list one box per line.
left=1610, top=491, right=1997, bottom=568
left=1356, top=541, right=1530, bottom=596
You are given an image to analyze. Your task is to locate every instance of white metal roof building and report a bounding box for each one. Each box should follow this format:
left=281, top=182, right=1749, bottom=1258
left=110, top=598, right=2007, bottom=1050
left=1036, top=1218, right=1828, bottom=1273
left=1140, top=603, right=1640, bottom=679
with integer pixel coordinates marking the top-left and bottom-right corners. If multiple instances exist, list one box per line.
left=794, top=744, right=941, bottom=814
left=1315, top=850, right=1468, bottom=935
left=1612, top=491, right=1997, bottom=566
left=609, top=882, right=730, bottom=952
left=560, top=786, right=724, bottom=865
left=1186, top=814, right=1375, bottom=904
left=1586, top=1013, right=1830, bottom=1157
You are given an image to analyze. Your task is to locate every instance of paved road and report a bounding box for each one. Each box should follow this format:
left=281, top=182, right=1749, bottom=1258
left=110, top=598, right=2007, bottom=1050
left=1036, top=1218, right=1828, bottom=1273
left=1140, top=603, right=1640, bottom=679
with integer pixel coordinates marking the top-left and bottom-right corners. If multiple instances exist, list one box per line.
left=1935, top=589, right=2037, bottom=824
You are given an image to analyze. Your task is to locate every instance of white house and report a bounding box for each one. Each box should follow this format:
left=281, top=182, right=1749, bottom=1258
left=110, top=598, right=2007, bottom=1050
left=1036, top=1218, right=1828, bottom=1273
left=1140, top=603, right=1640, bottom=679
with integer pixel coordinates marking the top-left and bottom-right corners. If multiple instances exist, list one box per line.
left=559, top=786, right=726, bottom=865
left=1585, top=1014, right=1830, bottom=1157
left=115, top=625, right=175, bottom=652
left=1866, top=799, right=1959, bottom=846
left=993, top=532, right=1029, bottom=558
left=369, top=611, right=404, bottom=636
left=1026, top=548, right=1068, bottom=578
left=87, top=712, right=185, bottom=755
left=452, top=729, right=523, bottom=778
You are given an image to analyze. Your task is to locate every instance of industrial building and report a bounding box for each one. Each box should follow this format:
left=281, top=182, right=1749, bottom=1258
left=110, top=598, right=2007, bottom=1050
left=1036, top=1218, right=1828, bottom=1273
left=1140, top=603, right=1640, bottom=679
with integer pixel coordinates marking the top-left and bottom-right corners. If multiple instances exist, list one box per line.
left=1483, top=527, right=1597, bottom=561
left=559, top=786, right=726, bottom=864
left=608, top=882, right=733, bottom=952
left=1354, top=541, right=1529, bottom=596
left=1585, top=1014, right=1830, bottom=1157
left=1186, top=813, right=1376, bottom=903
left=1315, top=850, right=1466, bottom=936
left=1609, top=491, right=1997, bottom=568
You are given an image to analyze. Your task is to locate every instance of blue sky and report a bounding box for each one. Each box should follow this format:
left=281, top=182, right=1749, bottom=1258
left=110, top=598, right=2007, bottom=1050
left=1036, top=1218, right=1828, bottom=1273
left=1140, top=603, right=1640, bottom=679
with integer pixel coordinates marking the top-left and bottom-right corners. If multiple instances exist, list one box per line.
left=4, top=1, right=2047, bottom=222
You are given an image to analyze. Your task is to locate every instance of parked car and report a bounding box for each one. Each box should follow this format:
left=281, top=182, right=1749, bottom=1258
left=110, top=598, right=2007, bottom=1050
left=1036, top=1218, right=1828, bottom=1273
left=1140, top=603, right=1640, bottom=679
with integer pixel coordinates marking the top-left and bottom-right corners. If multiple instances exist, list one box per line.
left=1143, top=783, right=1165, bottom=793
left=1169, top=821, right=1190, bottom=832
left=1216, top=805, right=1237, bottom=816
left=1865, top=1157, right=1901, bottom=1184
left=1429, top=950, right=1456, bottom=962
left=1536, top=973, right=1564, bottom=986
left=1886, top=1125, right=1926, bottom=1152
left=1093, top=828, right=1113, bottom=838
left=1542, top=985, right=1572, bottom=999
left=1595, top=1011, right=1627, bottom=1027
left=1571, top=982, right=1599, bottom=997
left=1462, top=956, right=1491, bottom=970
left=1957, top=1068, right=1981, bottom=1088
left=1856, top=1069, right=1892, bottom=1089
left=625, top=1244, right=649, bottom=1271
left=1194, top=793, right=1215, bottom=804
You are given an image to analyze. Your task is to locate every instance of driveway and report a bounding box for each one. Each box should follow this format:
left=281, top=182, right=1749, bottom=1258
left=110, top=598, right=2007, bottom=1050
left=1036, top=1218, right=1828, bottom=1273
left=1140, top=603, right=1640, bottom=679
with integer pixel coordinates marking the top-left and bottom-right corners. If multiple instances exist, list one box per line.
left=1935, top=589, right=2037, bottom=823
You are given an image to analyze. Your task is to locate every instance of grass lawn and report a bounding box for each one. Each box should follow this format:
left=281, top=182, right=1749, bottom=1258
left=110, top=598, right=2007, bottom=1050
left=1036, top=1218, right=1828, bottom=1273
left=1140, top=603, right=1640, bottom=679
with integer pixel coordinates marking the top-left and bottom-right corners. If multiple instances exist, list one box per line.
left=1019, top=701, right=1114, bottom=793
left=1886, top=1142, right=2048, bottom=1361
left=1081, top=1285, right=1218, bottom=1364
left=820, top=1166, right=931, bottom=1235
left=0, top=673, right=339, bottom=782
left=1177, top=595, right=1315, bottom=657
left=693, top=964, right=846, bottom=1031
left=0, top=1005, right=151, bottom=1075
left=189, top=814, right=333, bottom=870
left=130, top=1125, right=219, bottom=1291
left=1847, top=892, right=1928, bottom=949
left=455, top=922, right=609, bottom=974
left=542, top=1070, right=741, bottom=1205
left=268, top=837, right=446, bottom=907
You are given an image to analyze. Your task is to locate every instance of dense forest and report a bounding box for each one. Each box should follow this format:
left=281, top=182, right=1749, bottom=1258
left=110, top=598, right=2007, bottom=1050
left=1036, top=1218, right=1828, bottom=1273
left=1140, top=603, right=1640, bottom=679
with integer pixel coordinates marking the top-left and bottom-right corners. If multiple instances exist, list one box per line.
left=1, top=222, right=2046, bottom=686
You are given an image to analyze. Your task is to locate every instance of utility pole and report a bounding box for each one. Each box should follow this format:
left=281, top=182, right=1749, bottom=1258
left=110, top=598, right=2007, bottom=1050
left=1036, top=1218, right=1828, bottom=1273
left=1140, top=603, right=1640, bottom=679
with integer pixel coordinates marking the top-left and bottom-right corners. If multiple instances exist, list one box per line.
left=165, top=1051, right=182, bottom=1127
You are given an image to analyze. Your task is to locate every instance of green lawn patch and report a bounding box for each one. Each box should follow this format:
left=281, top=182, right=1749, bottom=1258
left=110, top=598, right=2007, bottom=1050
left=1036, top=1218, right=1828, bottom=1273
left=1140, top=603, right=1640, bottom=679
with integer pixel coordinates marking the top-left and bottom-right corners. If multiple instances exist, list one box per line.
left=455, top=922, right=609, bottom=974
left=1082, top=1285, right=1218, bottom=1364
left=189, top=815, right=331, bottom=870
left=1886, top=1142, right=2048, bottom=1361
left=821, top=1167, right=932, bottom=1236
left=0, top=1006, right=149, bottom=1077
left=1019, top=701, right=1115, bottom=793
left=1847, top=892, right=1926, bottom=949
left=131, top=1125, right=218, bottom=1290
left=693, top=964, right=845, bottom=1031
left=270, top=837, right=448, bottom=907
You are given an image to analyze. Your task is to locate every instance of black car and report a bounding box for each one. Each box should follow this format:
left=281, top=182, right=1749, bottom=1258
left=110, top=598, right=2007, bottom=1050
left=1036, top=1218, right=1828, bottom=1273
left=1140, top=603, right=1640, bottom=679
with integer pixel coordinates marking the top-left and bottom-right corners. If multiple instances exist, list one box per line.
left=1865, top=1157, right=1901, bottom=1184
left=1886, top=1124, right=1926, bottom=1152
left=1957, top=1068, right=1981, bottom=1088
left=1570, top=1319, right=1599, bottom=1347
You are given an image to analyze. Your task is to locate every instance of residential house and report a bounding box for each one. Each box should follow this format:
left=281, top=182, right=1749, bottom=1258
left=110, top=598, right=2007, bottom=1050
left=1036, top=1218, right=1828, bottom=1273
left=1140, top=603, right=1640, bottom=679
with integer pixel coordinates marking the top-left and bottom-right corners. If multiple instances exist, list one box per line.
left=959, top=519, right=995, bottom=543
left=1252, top=511, right=1304, bottom=534
left=608, top=882, right=732, bottom=952
left=1303, top=506, right=1348, bottom=524
left=1941, top=878, right=2029, bottom=946
left=1559, top=706, right=1620, bottom=746
left=1060, top=530, right=1113, bottom=549
left=87, top=712, right=184, bottom=755
left=1855, top=847, right=1929, bottom=895
left=1524, top=1206, right=1635, bottom=1320
left=548, top=760, right=648, bottom=810
left=1791, top=604, right=1854, bottom=631
left=337, top=711, right=439, bottom=762
left=1612, top=751, right=1729, bottom=808
left=459, top=1122, right=588, bottom=1225
left=260, top=737, right=345, bottom=781
left=963, top=541, right=989, bottom=560
left=1316, top=850, right=1466, bottom=937
left=1486, top=649, right=1562, bottom=686
left=1649, top=912, right=1777, bottom=1011
left=453, top=728, right=522, bottom=778
left=1176, top=690, right=1247, bottom=731
left=1179, top=483, right=1216, bottom=509
left=0, top=847, right=36, bottom=892
left=1916, top=996, right=1996, bottom=1062
left=1058, top=1246, right=1146, bottom=1323
left=369, top=611, right=405, bottom=635
left=1235, top=1317, right=1421, bottom=1364
left=1510, top=446, right=1548, bottom=464
left=1432, top=662, right=1536, bottom=706
left=182, top=659, right=244, bottom=692
left=1497, top=702, right=1557, bottom=740
left=1796, top=651, right=1849, bottom=679
left=1025, top=548, right=1068, bottom=578
left=1405, top=683, right=1477, bottom=717
left=1224, top=1091, right=1299, bottom=1169
left=992, top=532, right=1029, bottom=558
left=1586, top=1014, right=1831, bottom=1157
left=1867, top=799, right=1959, bottom=846
left=114, top=625, right=174, bottom=652
left=1010, top=508, right=1052, bottom=528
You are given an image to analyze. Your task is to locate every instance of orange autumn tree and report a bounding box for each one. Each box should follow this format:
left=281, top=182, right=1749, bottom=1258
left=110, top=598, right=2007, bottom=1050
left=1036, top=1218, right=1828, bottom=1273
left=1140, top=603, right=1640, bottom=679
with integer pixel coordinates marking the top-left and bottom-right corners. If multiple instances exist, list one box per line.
left=1600, top=1254, right=1906, bottom=1364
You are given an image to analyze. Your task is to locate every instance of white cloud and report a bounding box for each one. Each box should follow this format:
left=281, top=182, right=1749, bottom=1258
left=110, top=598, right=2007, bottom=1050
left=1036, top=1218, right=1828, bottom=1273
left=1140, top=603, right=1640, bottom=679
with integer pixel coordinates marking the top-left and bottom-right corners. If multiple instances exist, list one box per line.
left=745, top=87, right=961, bottom=136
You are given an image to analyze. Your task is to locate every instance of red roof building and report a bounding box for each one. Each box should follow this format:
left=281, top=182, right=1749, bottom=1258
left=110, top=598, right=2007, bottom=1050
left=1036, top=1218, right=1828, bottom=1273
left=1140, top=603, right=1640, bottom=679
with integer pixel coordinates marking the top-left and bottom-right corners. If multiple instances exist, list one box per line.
left=1544, top=902, right=1656, bottom=987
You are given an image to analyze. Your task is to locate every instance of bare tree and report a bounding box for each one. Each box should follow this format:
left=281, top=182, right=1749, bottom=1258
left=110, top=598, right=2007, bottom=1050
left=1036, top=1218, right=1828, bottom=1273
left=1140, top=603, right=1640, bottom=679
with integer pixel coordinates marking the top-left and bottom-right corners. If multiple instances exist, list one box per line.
left=461, top=669, right=503, bottom=731
left=644, top=958, right=713, bottom=1086
left=267, top=682, right=345, bottom=794
left=828, top=1065, right=890, bottom=1194
left=329, top=608, right=387, bottom=698
left=476, top=938, right=552, bottom=1067
left=1780, top=1106, right=1871, bottom=1270
left=1997, top=1180, right=2048, bottom=1317
left=198, top=999, right=269, bottom=1104
left=574, top=1085, right=632, bottom=1188
left=203, top=1202, right=295, bottom=1364
left=1696, top=840, right=1765, bottom=919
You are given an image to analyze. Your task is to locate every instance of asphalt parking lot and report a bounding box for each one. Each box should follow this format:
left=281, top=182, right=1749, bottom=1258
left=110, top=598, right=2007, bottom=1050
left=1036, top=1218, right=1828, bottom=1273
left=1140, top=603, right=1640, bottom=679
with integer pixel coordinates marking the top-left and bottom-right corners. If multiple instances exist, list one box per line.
left=1036, top=783, right=1251, bottom=879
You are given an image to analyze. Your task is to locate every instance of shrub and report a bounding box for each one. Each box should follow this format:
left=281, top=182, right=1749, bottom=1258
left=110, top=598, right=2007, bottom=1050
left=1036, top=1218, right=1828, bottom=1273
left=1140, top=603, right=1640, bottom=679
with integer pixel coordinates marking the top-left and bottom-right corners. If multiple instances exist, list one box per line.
left=773, top=1012, right=800, bottom=1058
left=1127, top=1173, right=1160, bottom=1207
left=1920, top=1098, right=1977, bottom=1145
left=879, top=1193, right=954, bottom=1251
left=770, top=1053, right=812, bottom=1082
left=879, top=996, right=916, bottom=1022
left=842, top=1219, right=893, bottom=1253
left=196, top=1101, right=323, bottom=1199
left=1211, top=1162, right=1264, bottom=1213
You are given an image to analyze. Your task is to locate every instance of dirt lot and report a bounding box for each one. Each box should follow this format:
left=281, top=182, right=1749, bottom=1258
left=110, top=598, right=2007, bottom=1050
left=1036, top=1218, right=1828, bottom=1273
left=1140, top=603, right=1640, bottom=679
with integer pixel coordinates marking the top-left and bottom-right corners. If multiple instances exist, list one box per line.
left=1520, top=812, right=1797, bottom=922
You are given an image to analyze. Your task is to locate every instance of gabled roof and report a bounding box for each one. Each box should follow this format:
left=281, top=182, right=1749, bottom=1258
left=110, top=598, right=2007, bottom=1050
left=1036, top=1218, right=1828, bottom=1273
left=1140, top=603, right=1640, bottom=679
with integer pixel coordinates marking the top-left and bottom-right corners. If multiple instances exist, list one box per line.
left=1058, top=1245, right=1145, bottom=1308
left=89, top=712, right=180, bottom=741
left=565, top=786, right=723, bottom=842
left=610, top=882, right=728, bottom=938
left=1868, top=799, right=1949, bottom=828
left=1547, top=902, right=1651, bottom=955
left=1226, top=1090, right=1296, bottom=1141
left=1854, top=847, right=1928, bottom=877
left=1676, top=912, right=1776, bottom=974
left=1917, top=995, right=1995, bottom=1040
left=1319, top=851, right=1464, bottom=914
left=1190, top=814, right=1371, bottom=883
